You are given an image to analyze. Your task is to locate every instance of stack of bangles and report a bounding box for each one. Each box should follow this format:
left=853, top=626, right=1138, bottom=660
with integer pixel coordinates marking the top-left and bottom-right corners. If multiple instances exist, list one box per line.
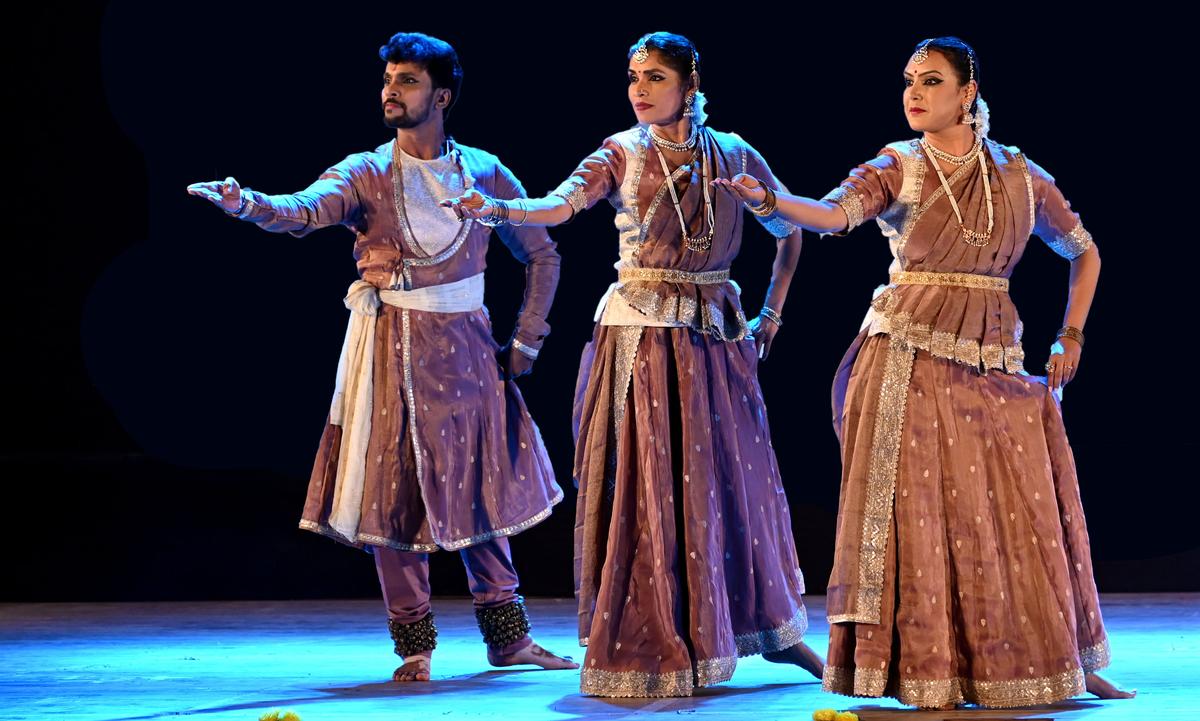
left=1045, top=325, right=1084, bottom=372
left=760, top=306, right=783, bottom=327
left=1056, top=325, right=1085, bottom=346
left=479, top=198, right=529, bottom=227
left=747, top=183, right=778, bottom=217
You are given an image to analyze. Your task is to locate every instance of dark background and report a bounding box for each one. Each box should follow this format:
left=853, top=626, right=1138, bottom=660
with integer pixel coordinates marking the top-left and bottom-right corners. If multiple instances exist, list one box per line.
left=8, top=3, right=1193, bottom=602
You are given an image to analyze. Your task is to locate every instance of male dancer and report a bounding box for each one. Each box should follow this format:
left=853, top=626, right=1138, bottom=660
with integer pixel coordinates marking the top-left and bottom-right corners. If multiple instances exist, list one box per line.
left=188, top=32, right=576, bottom=682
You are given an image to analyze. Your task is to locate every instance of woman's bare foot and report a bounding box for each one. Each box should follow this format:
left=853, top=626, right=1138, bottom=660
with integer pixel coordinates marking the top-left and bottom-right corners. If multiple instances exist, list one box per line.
left=762, top=641, right=825, bottom=680
left=392, top=653, right=431, bottom=682
left=1085, top=672, right=1136, bottom=699
left=487, top=640, right=580, bottom=670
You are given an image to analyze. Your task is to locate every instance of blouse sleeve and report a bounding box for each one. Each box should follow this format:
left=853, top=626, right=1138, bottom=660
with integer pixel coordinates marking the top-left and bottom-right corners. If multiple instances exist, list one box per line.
left=820, top=149, right=905, bottom=236
left=741, top=137, right=800, bottom=239
left=1025, top=156, right=1094, bottom=260
left=548, top=137, right=626, bottom=216
left=233, top=154, right=364, bottom=237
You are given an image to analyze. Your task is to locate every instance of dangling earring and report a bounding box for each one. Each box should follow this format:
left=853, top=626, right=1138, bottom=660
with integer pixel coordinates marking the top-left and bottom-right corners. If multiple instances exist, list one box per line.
left=683, top=92, right=696, bottom=118
left=960, top=98, right=975, bottom=126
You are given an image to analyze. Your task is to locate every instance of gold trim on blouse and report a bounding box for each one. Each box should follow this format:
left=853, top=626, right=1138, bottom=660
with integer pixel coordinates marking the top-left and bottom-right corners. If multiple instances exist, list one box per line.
left=1046, top=221, right=1094, bottom=260
left=824, top=185, right=865, bottom=232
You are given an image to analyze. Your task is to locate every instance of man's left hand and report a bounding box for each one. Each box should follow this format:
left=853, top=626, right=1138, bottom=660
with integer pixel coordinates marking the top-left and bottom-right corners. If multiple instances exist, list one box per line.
left=501, top=345, right=535, bottom=379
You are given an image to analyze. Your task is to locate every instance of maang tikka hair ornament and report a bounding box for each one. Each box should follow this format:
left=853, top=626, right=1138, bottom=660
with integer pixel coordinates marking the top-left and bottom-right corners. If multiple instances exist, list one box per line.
left=632, top=41, right=650, bottom=63
left=912, top=39, right=932, bottom=64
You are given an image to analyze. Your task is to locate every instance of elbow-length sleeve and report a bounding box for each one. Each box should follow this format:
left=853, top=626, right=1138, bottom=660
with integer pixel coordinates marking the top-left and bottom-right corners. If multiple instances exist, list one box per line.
left=1025, top=156, right=1094, bottom=260
left=233, top=154, right=365, bottom=237
left=548, top=137, right=626, bottom=216
left=740, top=137, right=801, bottom=239
left=492, top=161, right=561, bottom=355
left=820, top=149, right=905, bottom=235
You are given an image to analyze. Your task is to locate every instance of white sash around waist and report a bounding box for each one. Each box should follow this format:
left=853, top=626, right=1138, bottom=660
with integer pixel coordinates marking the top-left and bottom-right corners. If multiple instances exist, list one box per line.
left=327, top=273, right=484, bottom=539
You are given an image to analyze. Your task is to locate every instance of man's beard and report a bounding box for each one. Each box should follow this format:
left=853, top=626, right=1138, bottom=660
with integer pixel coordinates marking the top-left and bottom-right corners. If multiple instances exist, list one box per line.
left=383, top=102, right=432, bottom=129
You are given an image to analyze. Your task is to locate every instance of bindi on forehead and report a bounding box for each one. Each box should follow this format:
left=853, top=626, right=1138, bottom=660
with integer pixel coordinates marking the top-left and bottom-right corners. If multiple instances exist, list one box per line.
left=904, top=68, right=946, bottom=77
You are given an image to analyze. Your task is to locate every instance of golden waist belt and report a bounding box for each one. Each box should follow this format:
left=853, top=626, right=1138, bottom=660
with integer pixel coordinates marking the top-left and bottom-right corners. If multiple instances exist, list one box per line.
left=891, top=271, right=1009, bottom=292
left=618, top=267, right=731, bottom=284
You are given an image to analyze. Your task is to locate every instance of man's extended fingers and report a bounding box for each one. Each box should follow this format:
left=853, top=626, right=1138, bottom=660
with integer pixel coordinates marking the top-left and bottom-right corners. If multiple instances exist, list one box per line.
left=187, top=185, right=223, bottom=203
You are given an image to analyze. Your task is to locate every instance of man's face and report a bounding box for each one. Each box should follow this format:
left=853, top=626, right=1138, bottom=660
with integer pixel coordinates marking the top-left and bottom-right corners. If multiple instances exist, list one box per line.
left=381, top=62, right=445, bottom=129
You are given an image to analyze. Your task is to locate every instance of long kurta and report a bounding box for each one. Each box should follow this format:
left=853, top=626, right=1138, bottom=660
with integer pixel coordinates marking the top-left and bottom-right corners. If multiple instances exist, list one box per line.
left=820, top=137, right=1107, bottom=708
left=562, top=125, right=810, bottom=697
left=231, top=138, right=563, bottom=552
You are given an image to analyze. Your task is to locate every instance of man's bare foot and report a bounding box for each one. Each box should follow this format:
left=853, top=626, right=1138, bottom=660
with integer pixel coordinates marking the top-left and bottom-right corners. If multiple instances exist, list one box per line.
left=1086, top=672, right=1136, bottom=699
left=487, top=640, right=580, bottom=670
left=762, top=641, right=825, bottom=680
left=392, top=653, right=431, bottom=682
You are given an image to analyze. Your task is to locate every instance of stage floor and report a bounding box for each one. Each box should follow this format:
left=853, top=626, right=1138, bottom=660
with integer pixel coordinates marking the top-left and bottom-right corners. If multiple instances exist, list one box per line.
left=1, top=594, right=1193, bottom=720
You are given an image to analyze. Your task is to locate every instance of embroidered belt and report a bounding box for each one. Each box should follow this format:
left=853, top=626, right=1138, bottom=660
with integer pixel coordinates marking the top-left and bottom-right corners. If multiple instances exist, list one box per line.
left=890, top=271, right=1009, bottom=292
left=617, top=267, right=731, bottom=285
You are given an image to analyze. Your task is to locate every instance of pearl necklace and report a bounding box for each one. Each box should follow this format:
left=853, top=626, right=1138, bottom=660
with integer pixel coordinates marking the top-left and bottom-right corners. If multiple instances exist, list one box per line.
left=649, top=123, right=698, bottom=152
left=652, top=126, right=715, bottom=253
left=923, top=134, right=983, bottom=165
left=921, top=138, right=994, bottom=247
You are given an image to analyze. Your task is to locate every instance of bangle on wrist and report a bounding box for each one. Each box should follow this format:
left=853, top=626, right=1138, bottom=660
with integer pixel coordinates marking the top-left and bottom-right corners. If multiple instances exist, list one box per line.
left=480, top=198, right=510, bottom=227
left=511, top=338, right=539, bottom=359
left=760, top=306, right=783, bottom=327
left=509, top=199, right=530, bottom=227
left=1056, top=325, right=1085, bottom=347
left=748, top=183, right=778, bottom=217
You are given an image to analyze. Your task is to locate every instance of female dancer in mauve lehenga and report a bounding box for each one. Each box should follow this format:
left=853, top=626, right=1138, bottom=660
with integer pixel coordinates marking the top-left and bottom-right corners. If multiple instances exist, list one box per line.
left=442, top=32, right=824, bottom=697
left=715, top=36, right=1134, bottom=709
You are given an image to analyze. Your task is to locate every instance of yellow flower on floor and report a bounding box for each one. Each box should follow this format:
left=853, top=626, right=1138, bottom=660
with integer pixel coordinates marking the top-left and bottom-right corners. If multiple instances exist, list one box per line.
left=834, top=712, right=859, bottom=721
left=813, top=710, right=838, bottom=721
left=259, top=711, right=301, bottom=721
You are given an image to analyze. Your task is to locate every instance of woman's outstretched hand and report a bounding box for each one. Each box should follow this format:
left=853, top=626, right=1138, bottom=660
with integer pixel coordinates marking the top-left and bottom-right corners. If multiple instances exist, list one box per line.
left=441, top=188, right=496, bottom=221
left=187, top=177, right=243, bottom=213
left=712, top=173, right=767, bottom=207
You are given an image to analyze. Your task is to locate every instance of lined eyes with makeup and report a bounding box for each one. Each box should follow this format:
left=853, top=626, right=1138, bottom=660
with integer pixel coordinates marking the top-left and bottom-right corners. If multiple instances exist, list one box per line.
left=628, top=71, right=667, bottom=83
left=904, top=74, right=944, bottom=88
left=382, top=74, right=420, bottom=86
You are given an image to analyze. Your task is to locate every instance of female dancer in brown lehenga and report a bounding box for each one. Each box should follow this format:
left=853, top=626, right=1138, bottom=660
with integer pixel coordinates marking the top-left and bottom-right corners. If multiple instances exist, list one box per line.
left=716, top=37, right=1133, bottom=709
left=443, top=32, right=823, bottom=697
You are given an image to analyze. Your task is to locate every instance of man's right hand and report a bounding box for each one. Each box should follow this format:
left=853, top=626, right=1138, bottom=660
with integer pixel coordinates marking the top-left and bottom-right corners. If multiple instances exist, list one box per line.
left=187, top=176, right=243, bottom=213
